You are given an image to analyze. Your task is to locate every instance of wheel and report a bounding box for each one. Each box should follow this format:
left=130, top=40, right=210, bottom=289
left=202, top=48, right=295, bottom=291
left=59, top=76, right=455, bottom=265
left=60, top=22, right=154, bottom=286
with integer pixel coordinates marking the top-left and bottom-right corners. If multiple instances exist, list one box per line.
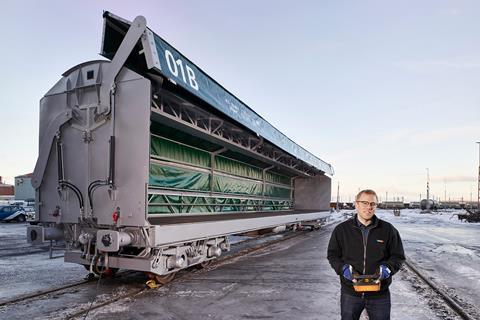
left=102, top=267, right=119, bottom=278
left=195, top=260, right=213, bottom=269
left=84, top=262, right=118, bottom=277
left=15, top=214, right=26, bottom=223
left=154, top=272, right=176, bottom=285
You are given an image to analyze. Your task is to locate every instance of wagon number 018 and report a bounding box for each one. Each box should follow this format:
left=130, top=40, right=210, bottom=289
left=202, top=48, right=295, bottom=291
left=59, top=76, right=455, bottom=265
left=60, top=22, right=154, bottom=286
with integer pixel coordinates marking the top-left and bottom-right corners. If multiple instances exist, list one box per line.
left=165, top=49, right=199, bottom=91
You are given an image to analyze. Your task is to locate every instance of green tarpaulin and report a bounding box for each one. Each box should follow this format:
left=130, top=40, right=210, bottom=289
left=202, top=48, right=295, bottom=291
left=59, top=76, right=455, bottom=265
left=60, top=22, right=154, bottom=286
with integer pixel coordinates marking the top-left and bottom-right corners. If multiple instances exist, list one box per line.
left=149, top=163, right=210, bottom=192
left=148, top=134, right=293, bottom=214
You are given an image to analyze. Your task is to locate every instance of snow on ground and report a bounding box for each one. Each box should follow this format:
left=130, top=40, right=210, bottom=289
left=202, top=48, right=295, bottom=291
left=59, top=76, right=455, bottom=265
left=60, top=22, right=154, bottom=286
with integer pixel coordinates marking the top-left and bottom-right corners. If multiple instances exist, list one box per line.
left=325, top=209, right=480, bottom=319
left=0, top=210, right=479, bottom=319
left=0, top=222, right=85, bottom=302
left=375, top=209, right=480, bottom=318
left=0, top=222, right=27, bottom=237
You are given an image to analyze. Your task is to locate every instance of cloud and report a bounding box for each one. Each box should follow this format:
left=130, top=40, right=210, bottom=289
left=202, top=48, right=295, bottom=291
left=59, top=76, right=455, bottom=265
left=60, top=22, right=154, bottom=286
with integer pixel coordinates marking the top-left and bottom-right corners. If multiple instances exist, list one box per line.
left=430, top=175, right=477, bottom=183
left=393, top=59, right=480, bottom=72
left=328, top=125, right=478, bottom=162
left=377, top=125, right=478, bottom=145
left=408, top=126, right=478, bottom=144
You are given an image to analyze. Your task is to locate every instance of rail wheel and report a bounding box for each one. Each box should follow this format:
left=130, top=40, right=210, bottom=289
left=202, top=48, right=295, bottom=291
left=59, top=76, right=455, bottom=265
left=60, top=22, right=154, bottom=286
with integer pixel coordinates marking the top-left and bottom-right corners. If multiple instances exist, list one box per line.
left=145, top=271, right=176, bottom=286
left=102, top=267, right=119, bottom=278
left=83, top=264, right=118, bottom=277
left=155, top=272, right=176, bottom=285
left=195, top=260, right=213, bottom=269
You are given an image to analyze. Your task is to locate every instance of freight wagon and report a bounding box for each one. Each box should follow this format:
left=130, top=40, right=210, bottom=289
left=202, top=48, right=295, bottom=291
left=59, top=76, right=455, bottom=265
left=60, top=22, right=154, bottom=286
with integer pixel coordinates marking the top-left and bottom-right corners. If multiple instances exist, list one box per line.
left=27, top=12, right=334, bottom=283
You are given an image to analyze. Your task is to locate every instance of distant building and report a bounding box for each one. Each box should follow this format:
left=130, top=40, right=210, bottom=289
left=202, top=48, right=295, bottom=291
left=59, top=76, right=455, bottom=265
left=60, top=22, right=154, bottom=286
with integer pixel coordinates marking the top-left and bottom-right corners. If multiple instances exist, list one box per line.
left=15, top=173, right=35, bottom=201
left=0, top=176, right=15, bottom=200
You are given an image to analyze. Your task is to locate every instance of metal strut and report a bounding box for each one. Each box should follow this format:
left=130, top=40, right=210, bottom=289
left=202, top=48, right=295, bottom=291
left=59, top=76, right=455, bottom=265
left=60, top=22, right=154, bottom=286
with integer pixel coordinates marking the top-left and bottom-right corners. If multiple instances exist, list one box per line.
left=56, top=135, right=84, bottom=212
left=88, top=136, right=116, bottom=211
left=88, top=15, right=146, bottom=210
left=98, top=15, right=147, bottom=116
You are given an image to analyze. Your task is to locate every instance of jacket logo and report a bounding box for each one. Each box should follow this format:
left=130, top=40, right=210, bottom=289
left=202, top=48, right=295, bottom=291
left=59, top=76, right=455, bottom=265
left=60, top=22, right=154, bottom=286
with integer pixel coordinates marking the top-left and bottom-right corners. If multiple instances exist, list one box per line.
left=376, top=239, right=384, bottom=243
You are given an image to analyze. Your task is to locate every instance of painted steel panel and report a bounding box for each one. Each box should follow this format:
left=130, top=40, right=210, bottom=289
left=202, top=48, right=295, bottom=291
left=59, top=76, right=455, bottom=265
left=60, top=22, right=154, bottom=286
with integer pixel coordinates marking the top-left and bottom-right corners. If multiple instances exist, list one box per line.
left=152, top=211, right=329, bottom=245
left=36, top=62, right=151, bottom=226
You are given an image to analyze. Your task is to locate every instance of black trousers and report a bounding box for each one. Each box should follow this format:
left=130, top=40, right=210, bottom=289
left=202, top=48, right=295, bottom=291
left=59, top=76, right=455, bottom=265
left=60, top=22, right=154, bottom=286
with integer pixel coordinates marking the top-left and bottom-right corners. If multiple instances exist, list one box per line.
left=340, top=290, right=391, bottom=320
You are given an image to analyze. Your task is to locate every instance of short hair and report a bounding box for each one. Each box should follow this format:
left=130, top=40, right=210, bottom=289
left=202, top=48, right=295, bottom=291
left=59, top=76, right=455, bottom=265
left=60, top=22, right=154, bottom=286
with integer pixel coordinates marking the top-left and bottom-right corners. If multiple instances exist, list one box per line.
left=356, top=189, right=378, bottom=202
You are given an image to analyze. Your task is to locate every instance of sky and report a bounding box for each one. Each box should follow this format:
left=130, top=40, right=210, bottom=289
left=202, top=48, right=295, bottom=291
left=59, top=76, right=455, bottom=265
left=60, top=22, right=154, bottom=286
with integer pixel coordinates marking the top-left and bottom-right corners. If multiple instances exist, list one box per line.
left=0, top=0, right=478, bottom=202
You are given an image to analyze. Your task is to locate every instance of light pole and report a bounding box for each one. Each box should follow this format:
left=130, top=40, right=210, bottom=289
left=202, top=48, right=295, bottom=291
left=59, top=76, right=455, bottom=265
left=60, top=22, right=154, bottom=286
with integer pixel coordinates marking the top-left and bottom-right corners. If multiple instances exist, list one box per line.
left=385, top=191, right=388, bottom=209
left=426, top=168, right=430, bottom=201
left=425, top=168, right=430, bottom=211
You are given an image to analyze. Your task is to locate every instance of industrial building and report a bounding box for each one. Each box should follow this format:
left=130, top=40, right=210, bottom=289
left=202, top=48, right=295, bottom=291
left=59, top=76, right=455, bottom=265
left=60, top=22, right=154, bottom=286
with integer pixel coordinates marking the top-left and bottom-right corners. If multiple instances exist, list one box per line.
left=14, top=173, right=35, bottom=201
left=0, top=176, right=14, bottom=200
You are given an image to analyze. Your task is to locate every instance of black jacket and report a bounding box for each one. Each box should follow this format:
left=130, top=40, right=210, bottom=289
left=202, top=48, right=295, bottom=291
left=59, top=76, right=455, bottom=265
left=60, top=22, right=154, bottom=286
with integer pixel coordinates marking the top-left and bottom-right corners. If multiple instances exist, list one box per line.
left=327, top=214, right=405, bottom=297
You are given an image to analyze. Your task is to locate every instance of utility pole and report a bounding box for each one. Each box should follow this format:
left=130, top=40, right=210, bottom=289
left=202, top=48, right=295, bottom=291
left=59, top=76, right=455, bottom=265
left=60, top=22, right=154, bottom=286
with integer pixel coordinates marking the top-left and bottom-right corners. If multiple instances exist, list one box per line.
left=444, top=179, right=447, bottom=203
left=477, top=142, right=480, bottom=210
left=385, top=191, right=388, bottom=209
left=336, top=181, right=340, bottom=212
left=470, top=185, right=473, bottom=207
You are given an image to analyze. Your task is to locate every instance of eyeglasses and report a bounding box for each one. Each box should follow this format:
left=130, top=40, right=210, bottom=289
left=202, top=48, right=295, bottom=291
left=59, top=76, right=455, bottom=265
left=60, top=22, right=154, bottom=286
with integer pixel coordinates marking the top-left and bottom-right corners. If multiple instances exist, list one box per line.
left=356, top=200, right=378, bottom=208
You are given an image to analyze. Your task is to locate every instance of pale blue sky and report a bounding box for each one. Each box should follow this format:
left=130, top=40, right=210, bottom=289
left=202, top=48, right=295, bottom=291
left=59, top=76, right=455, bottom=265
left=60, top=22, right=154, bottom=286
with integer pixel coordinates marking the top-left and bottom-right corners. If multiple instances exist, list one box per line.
left=0, top=0, right=478, bottom=202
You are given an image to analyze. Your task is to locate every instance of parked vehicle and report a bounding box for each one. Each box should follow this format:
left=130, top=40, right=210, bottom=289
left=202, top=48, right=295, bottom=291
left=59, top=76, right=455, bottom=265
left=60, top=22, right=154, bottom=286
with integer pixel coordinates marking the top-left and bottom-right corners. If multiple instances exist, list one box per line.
left=23, top=206, right=36, bottom=221
left=0, top=205, right=27, bottom=222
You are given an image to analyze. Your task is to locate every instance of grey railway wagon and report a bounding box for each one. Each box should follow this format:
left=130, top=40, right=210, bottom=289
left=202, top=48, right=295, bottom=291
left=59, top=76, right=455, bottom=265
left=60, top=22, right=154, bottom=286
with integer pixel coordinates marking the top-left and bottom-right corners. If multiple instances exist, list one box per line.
left=28, top=12, right=333, bottom=279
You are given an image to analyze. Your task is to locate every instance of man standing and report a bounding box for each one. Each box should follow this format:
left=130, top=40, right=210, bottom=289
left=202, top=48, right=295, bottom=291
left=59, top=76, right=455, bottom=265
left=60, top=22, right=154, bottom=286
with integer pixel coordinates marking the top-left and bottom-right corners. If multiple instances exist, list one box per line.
left=327, top=189, right=405, bottom=320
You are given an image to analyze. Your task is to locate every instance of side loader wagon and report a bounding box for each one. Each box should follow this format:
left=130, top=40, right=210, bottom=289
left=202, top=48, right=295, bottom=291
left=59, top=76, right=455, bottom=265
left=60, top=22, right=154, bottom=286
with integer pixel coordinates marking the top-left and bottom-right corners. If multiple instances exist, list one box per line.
left=28, top=12, right=334, bottom=282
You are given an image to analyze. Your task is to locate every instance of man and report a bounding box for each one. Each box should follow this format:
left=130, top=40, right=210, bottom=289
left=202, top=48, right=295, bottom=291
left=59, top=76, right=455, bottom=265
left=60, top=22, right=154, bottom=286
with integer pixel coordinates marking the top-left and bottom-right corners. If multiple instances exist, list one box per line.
left=327, top=189, right=405, bottom=320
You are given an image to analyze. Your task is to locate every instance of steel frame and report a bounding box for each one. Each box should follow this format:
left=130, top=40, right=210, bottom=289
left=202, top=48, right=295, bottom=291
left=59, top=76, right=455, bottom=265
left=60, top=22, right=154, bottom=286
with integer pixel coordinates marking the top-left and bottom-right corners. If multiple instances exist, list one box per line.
left=147, top=191, right=293, bottom=215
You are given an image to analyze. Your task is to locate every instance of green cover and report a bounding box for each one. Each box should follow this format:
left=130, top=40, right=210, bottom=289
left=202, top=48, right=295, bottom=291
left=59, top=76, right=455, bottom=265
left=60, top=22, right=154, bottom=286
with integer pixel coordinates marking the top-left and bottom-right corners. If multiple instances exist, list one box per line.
left=264, top=184, right=292, bottom=199
left=148, top=134, right=293, bottom=214
left=266, top=171, right=291, bottom=186
left=149, top=163, right=210, bottom=191
left=213, top=174, right=263, bottom=196
left=215, top=156, right=262, bottom=180
left=148, top=194, right=293, bottom=214
left=151, top=136, right=210, bottom=168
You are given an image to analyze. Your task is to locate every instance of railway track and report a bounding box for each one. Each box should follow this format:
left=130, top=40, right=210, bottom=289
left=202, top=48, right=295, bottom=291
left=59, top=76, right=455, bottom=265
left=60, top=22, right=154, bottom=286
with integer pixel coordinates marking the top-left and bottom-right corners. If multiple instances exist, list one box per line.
left=4, top=222, right=477, bottom=320
left=404, top=259, right=479, bottom=320
left=0, top=269, right=139, bottom=308
left=0, top=228, right=312, bottom=319
left=68, top=230, right=311, bottom=319
left=0, top=277, right=95, bottom=308
left=0, top=246, right=51, bottom=259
